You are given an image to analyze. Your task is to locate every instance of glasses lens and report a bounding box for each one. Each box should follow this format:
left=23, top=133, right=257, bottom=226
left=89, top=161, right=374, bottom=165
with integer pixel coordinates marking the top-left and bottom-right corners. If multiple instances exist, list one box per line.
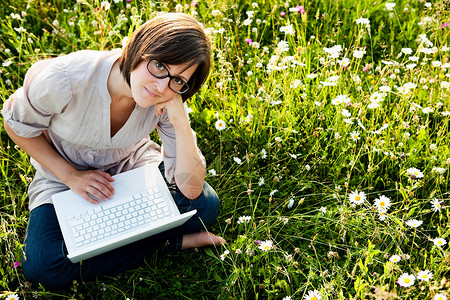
left=169, top=78, right=189, bottom=94
left=148, top=60, right=168, bottom=78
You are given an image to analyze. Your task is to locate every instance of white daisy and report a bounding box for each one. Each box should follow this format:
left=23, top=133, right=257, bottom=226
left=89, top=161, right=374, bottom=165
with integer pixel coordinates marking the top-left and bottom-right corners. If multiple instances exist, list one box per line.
left=406, top=167, right=424, bottom=178
left=349, top=189, right=366, bottom=205
left=397, top=273, right=415, bottom=287
left=433, top=238, right=447, bottom=247
left=215, top=119, right=226, bottom=131
left=258, top=240, right=273, bottom=251
left=233, top=157, right=242, bottom=164
left=374, top=195, right=391, bottom=212
left=406, top=219, right=423, bottom=228
left=304, top=289, right=322, bottom=300
left=430, top=198, right=442, bottom=212
left=349, top=131, right=360, bottom=141
left=434, top=294, right=447, bottom=300
left=6, top=294, right=19, bottom=300
left=417, top=270, right=433, bottom=281
left=389, top=255, right=401, bottom=263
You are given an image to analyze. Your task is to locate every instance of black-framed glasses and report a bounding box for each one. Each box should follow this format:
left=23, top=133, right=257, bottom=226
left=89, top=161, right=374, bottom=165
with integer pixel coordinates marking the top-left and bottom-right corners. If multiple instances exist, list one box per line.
left=146, top=59, right=190, bottom=94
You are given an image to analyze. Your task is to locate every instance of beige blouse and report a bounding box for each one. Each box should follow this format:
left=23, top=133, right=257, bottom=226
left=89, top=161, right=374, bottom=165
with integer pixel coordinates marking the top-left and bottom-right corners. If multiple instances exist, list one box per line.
left=1, top=50, right=205, bottom=211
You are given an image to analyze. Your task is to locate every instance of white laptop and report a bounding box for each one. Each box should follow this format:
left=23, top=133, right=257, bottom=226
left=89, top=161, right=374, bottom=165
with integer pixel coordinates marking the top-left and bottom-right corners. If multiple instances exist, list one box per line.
left=52, top=164, right=196, bottom=263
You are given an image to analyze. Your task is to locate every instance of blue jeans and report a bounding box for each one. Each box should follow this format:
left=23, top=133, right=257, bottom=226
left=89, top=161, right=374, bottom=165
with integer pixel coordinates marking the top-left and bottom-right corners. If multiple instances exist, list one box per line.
left=21, top=163, right=220, bottom=291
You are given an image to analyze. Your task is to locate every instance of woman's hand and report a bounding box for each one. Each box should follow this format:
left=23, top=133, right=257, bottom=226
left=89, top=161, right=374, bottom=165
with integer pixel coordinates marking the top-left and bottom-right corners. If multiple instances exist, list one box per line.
left=154, top=94, right=189, bottom=128
left=66, top=169, right=115, bottom=204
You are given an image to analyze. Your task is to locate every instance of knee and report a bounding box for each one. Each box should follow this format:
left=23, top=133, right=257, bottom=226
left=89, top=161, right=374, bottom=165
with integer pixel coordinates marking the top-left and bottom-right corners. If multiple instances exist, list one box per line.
left=22, top=251, right=75, bottom=291
left=196, top=182, right=220, bottom=228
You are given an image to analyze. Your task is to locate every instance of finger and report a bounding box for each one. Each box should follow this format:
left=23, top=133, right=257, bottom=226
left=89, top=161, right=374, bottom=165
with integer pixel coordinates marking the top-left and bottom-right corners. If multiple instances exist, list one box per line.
left=89, top=181, right=114, bottom=200
left=92, top=171, right=116, bottom=196
left=85, top=184, right=111, bottom=202
left=81, top=191, right=100, bottom=205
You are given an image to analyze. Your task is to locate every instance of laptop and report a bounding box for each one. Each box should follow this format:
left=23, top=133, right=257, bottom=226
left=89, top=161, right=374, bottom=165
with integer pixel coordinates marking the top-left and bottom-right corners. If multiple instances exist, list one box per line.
left=52, top=164, right=196, bottom=263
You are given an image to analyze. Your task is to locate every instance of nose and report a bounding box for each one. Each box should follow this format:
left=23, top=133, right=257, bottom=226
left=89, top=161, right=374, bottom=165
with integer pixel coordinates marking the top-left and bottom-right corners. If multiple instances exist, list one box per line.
left=154, top=77, right=170, bottom=93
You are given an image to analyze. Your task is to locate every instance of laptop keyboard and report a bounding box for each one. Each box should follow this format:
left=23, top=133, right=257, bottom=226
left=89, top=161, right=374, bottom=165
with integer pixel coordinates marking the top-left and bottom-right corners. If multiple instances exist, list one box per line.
left=66, top=187, right=171, bottom=247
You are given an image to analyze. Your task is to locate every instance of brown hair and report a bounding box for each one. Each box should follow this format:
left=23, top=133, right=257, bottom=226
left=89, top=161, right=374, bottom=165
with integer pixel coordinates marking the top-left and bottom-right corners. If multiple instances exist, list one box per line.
left=119, top=13, right=211, bottom=101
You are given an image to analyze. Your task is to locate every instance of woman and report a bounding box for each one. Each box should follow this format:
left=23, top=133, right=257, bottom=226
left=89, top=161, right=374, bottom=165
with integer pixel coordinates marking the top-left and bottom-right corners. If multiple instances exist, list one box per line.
left=2, top=12, right=225, bottom=290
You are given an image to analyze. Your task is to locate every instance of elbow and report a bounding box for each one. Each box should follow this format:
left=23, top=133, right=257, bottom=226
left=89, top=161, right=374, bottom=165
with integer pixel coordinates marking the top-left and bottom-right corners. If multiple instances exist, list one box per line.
left=176, top=173, right=205, bottom=200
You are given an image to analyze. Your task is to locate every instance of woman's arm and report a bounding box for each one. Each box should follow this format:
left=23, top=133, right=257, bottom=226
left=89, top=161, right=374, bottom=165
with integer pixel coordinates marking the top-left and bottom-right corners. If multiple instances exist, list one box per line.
left=3, top=118, right=115, bottom=204
left=155, top=96, right=206, bottom=199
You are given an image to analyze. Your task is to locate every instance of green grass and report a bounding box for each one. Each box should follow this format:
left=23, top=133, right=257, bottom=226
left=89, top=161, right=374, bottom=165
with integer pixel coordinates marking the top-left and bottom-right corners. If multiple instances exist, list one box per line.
left=1, top=0, right=450, bottom=299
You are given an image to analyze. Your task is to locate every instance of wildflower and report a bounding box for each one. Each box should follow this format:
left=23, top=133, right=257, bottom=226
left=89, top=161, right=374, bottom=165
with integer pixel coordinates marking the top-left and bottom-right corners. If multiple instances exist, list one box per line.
left=423, top=107, right=433, bottom=114
left=275, top=137, right=282, bottom=143
left=374, top=195, right=391, bottom=212
left=397, top=273, right=415, bottom=287
left=270, top=189, right=278, bottom=197
left=401, top=48, right=413, bottom=55
left=243, top=19, right=252, bottom=26
left=379, top=86, right=391, bottom=92
left=236, top=215, right=251, bottom=224
left=280, top=11, right=286, bottom=17
left=353, top=49, right=366, bottom=58
left=245, top=38, right=252, bottom=44
left=208, top=169, right=217, bottom=176
left=278, top=216, right=289, bottom=224
left=406, top=167, right=424, bottom=179
left=319, top=207, right=327, bottom=214
left=235, top=249, right=241, bottom=254
left=282, top=296, right=292, bottom=300
left=324, top=44, right=343, bottom=58
left=211, top=10, right=221, bottom=17
left=337, top=57, right=350, bottom=67
left=258, top=177, right=265, bottom=186
left=304, top=290, right=322, bottom=300
left=258, top=240, right=273, bottom=251
left=280, top=25, right=295, bottom=35
left=260, top=149, right=267, bottom=159
left=430, top=198, right=442, bottom=212
left=215, top=119, right=226, bottom=131
left=348, top=189, right=366, bottom=205
left=433, top=238, right=447, bottom=247
left=389, top=255, right=401, bottom=263
left=441, top=23, right=450, bottom=28
left=233, top=157, right=242, bottom=164
left=100, top=1, right=110, bottom=10
left=434, top=294, right=447, bottom=300
left=307, top=73, right=318, bottom=79
left=406, top=219, right=423, bottom=228
left=219, top=250, right=230, bottom=260
left=285, top=254, right=293, bottom=261
left=287, top=198, right=295, bottom=209
left=349, top=131, right=360, bottom=141
left=332, top=94, right=351, bottom=105
left=385, top=2, right=396, bottom=10
left=292, top=5, right=306, bottom=14
left=5, top=295, right=19, bottom=300
left=417, top=270, right=433, bottom=281
left=355, top=17, right=370, bottom=27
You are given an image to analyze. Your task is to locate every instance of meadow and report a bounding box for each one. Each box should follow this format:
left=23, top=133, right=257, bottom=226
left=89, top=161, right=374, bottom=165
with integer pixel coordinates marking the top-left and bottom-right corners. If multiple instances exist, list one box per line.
left=1, top=0, right=450, bottom=299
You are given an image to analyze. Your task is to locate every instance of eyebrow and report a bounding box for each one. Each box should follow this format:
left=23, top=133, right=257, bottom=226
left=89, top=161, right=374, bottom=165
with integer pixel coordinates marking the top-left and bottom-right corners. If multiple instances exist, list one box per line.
left=164, top=63, right=190, bottom=82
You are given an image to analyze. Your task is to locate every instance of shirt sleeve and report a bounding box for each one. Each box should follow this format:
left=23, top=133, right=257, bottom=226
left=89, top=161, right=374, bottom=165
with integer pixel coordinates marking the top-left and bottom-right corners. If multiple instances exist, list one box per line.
left=156, top=102, right=206, bottom=184
left=1, top=59, right=72, bottom=138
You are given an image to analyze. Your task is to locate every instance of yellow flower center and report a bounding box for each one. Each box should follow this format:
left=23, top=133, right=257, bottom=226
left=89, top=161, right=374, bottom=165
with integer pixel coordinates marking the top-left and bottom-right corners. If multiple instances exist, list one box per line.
left=437, top=241, right=442, bottom=245
left=422, top=275, right=428, bottom=278
left=311, top=297, right=318, bottom=300
left=380, top=201, right=385, bottom=206
left=355, top=196, right=360, bottom=201
left=404, top=278, right=410, bottom=283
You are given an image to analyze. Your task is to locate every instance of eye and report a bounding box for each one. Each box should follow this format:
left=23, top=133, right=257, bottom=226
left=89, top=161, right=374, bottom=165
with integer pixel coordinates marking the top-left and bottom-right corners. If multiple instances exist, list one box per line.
left=173, top=77, right=185, bottom=86
left=154, top=61, right=165, bottom=70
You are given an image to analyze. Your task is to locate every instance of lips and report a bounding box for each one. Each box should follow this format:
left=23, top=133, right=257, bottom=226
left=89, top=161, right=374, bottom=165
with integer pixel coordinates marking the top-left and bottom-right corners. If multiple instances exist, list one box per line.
left=144, top=87, right=159, bottom=98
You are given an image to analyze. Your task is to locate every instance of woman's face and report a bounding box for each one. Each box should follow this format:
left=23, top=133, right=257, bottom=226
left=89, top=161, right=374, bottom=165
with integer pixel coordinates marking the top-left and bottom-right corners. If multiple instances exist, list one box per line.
left=129, top=59, right=197, bottom=108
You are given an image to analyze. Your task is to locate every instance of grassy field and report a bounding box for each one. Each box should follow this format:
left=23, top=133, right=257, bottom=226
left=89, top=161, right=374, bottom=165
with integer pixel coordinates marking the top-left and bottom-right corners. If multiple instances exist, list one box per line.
left=1, top=0, right=450, bottom=299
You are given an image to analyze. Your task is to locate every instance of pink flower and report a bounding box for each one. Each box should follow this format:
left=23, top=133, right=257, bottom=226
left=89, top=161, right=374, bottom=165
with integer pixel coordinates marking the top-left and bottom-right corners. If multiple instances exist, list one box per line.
left=295, top=5, right=306, bottom=14
left=441, top=22, right=450, bottom=28
left=245, top=38, right=252, bottom=44
left=13, top=261, right=19, bottom=268
left=280, top=11, right=286, bottom=17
